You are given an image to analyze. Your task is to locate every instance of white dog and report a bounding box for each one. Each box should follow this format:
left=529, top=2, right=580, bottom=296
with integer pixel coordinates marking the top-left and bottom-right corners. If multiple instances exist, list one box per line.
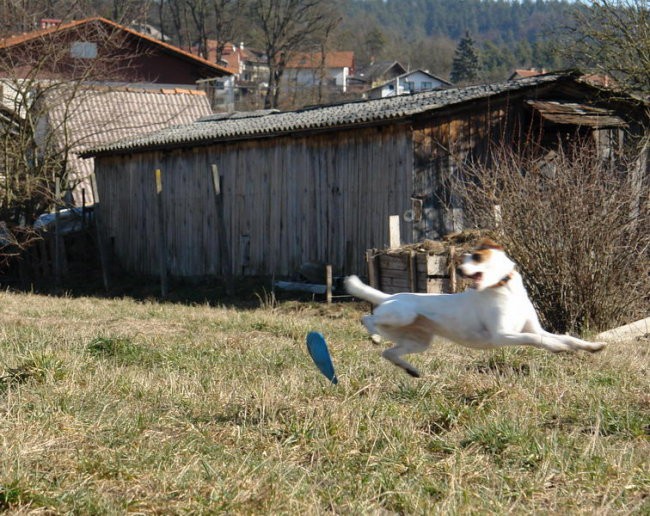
left=345, top=239, right=605, bottom=377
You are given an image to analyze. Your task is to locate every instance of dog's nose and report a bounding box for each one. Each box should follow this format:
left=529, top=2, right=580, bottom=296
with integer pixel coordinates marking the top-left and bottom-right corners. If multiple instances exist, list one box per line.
left=456, top=266, right=465, bottom=278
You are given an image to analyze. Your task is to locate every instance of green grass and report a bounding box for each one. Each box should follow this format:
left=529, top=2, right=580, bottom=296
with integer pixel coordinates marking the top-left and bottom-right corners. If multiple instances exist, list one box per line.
left=0, top=290, right=648, bottom=513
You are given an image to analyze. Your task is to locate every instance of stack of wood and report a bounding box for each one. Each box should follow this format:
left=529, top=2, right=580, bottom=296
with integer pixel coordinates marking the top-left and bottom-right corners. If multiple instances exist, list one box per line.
left=365, top=230, right=490, bottom=294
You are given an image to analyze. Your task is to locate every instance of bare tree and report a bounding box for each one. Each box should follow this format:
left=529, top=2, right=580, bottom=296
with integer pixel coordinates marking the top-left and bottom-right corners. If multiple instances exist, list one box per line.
left=184, top=0, right=210, bottom=57
left=561, top=0, right=650, bottom=94
left=210, top=0, right=241, bottom=62
left=158, top=0, right=192, bottom=49
left=180, top=0, right=241, bottom=62
left=0, top=19, right=141, bottom=266
left=247, top=0, right=340, bottom=109
left=454, top=138, right=649, bottom=334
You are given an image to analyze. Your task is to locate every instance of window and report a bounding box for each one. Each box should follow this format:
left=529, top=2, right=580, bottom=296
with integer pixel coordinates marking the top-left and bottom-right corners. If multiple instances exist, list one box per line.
left=421, top=81, right=433, bottom=90
left=404, top=81, right=415, bottom=92
left=70, top=41, right=97, bottom=59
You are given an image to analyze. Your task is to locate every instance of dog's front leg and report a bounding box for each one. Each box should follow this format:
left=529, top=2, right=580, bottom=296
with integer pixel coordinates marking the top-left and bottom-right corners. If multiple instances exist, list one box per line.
left=485, top=331, right=606, bottom=354
left=487, top=332, right=575, bottom=352
left=538, top=331, right=605, bottom=352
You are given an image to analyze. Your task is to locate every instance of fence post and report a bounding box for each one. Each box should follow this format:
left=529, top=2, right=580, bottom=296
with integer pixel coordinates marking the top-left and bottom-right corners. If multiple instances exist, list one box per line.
left=326, top=264, right=332, bottom=304
left=211, top=164, right=233, bottom=294
left=155, top=168, right=168, bottom=298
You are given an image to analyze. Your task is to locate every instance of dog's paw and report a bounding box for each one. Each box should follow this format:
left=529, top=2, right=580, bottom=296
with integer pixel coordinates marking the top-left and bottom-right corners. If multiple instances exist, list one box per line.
left=405, top=367, right=422, bottom=378
left=370, top=333, right=382, bottom=345
left=589, top=341, right=606, bottom=353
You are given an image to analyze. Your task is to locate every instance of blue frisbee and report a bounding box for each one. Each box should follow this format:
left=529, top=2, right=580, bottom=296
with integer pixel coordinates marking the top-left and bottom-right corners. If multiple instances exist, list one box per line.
left=306, top=331, right=338, bottom=384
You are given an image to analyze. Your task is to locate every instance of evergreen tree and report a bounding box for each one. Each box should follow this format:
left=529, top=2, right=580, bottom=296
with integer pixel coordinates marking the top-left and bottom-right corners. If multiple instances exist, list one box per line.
left=450, top=31, right=481, bottom=84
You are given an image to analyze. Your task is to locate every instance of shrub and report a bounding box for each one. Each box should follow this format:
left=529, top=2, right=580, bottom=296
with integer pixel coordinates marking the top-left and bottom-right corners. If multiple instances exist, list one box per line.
left=455, top=139, right=649, bottom=334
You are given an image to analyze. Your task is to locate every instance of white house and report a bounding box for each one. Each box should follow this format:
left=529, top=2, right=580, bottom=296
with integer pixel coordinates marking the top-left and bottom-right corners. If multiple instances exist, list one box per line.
left=367, top=69, right=452, bottom=99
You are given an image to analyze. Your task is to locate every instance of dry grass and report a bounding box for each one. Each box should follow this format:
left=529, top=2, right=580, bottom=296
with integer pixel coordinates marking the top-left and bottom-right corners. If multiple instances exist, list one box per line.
left=0, top=290, right=648, bottom=514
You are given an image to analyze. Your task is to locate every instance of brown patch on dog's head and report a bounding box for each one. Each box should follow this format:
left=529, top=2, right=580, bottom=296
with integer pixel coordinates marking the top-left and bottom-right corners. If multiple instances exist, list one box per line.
left=476, top=238, right=503, bottom=251
left=470, top=248, right=491, bottom=263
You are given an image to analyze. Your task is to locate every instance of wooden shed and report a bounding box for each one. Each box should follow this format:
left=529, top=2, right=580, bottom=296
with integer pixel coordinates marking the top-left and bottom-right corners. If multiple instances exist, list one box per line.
left=83, top=72, right=648, bottom=280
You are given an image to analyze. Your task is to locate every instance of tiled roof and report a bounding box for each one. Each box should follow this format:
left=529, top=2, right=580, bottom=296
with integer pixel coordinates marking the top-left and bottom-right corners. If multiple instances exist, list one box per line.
left=0, top=17, right=231, bottom=76
left=510, top=68, right=546, bottom=79
left=354, top=61, right=407, bottom=84
left=196, top=40, right=266, bottom=73
left=48, top=86, right=212, bottom=202
left=286, top=51, right=354, bottom=69
left=82, top=72, right=583, bottom=157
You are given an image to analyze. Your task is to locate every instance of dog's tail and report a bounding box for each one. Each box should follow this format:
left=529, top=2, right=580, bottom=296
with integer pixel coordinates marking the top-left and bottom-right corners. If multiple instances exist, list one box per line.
left=345, top=275, right=391, bottom=305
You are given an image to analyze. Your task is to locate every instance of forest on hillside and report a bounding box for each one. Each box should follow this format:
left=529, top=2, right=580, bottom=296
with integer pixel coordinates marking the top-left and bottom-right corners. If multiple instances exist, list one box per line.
left=2, top=0, right=647, bottom=94
left=336, top=0, right=577, bottom=80
left=1, top=0, right=581, bottom=82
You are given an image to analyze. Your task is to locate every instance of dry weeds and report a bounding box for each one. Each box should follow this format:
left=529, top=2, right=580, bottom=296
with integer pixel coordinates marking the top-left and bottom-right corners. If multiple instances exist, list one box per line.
left=0, top=290, right=648, bottom=513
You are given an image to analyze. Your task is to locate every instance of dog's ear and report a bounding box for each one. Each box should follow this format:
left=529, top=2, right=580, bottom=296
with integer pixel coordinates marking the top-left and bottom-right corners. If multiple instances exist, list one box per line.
left=477, top=238, right=504, bottom=251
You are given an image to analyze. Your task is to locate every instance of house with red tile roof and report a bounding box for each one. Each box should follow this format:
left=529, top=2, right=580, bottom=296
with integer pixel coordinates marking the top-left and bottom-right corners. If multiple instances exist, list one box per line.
left=0, top=18, right=227, bottom=206
left=283, top=51, right=355, bottom=93
left=0, top=17, right=231, bottom=87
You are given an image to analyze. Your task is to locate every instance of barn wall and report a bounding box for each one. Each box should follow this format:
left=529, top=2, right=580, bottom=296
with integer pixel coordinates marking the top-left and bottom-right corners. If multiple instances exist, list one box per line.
left=411, top=101, right=516, bottom=240
left=94, top=123, right=414, bottom=278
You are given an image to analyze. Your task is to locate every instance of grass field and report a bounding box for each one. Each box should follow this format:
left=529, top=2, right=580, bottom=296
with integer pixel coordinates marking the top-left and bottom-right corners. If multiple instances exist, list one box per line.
left=0, top=288, right=648, bottom=514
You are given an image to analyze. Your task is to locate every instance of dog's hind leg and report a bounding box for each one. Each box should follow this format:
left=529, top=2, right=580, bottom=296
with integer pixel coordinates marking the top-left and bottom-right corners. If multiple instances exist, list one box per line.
left=361, top=300, right=420, bottom=345
left=377, top=315, right=437, bottom=377
left=381, top=343, right=426, bottom=378
left=361, top=315, right=382, bottom=344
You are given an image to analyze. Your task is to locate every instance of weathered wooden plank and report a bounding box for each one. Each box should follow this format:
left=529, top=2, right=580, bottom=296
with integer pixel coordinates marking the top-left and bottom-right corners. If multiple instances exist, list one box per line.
left=94, top=125, right=414, bottom=280
left=377, top=254, right=409, bottom=271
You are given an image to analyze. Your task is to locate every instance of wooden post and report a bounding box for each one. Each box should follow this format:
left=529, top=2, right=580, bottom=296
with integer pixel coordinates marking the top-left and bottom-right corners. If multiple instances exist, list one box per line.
left=211, top=164, right=233, bottom=294
left=81, top=188, right=86, bottom=229
left=366, top=249, right=379, bottom=289
left=325, top=264, right=332, bottom=304
left=389, top=215, right=401, bottom=249
left=408, top=250, right=417, bottom=292
left=53, top=179, right=62, bottom=286
left=91, top=173, right=110, bottom=291
left=155, top=168, right=168, bottom=298
left=449, top=245, right=457, bottom=293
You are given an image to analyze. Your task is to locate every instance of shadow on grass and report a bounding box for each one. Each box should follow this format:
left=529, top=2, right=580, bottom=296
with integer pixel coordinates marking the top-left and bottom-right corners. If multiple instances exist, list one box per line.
left=0, top=264, right=334, bottom=311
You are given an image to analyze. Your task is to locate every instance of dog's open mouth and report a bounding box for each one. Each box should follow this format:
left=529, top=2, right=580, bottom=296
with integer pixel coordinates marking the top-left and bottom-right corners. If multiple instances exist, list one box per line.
left=467, top=272, right=482, bottom=288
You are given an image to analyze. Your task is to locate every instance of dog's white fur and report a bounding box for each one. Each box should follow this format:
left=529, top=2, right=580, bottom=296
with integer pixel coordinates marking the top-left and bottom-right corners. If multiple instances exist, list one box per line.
left=345, top=239, right=605, bottom=377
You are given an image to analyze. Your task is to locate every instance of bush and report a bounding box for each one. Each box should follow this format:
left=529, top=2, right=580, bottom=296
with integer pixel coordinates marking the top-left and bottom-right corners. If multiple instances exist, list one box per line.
left=455, top=139, right=649, bottom=334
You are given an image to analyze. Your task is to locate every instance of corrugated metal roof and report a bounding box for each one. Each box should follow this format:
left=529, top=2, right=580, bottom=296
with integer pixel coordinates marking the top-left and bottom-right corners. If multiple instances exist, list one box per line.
left=82, top=72, right=583, bottom=157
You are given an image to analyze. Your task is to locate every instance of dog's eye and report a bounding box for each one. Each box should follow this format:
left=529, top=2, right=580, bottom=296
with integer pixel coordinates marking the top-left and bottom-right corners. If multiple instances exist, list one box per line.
left=471, top=252, right=486, bottom=262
